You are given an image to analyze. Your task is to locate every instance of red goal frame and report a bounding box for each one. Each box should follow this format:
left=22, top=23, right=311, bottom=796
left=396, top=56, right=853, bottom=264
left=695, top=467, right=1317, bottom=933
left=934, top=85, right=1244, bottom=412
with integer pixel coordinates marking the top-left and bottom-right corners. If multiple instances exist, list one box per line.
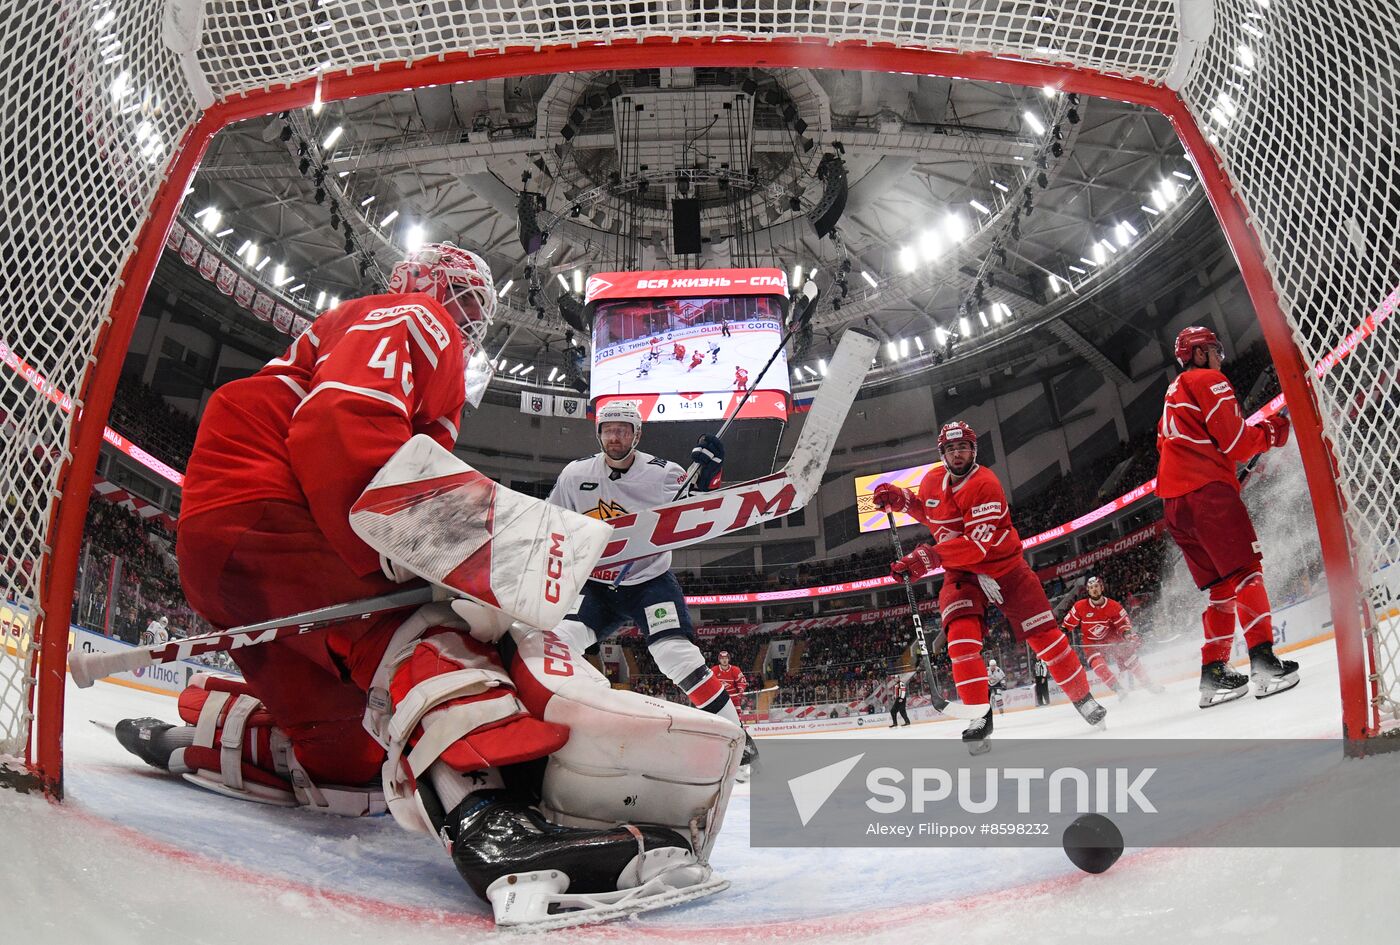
left=29, top=40, right=1375, bottom=795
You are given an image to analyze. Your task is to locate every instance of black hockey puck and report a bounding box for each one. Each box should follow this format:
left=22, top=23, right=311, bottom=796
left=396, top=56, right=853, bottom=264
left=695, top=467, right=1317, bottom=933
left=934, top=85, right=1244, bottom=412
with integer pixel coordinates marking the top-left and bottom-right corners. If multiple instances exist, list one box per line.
left=1062, top=813, right=1124, bottom=874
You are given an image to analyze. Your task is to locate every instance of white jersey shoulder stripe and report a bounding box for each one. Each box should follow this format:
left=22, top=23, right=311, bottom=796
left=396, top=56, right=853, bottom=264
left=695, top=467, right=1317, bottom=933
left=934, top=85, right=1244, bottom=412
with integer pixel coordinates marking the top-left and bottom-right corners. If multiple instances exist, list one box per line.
left=433, top=415, right=459, bottom=441
left=293, top=381, right=409, bottom=417
left=274, top=375, right=309, bottom=399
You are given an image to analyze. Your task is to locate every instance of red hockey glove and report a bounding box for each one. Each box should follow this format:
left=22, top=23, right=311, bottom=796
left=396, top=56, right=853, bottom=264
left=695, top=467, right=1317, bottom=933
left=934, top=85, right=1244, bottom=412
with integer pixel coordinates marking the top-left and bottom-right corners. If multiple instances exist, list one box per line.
left=872, top=483, right=916, bottom=513
left=891, top=544, right=941, bottom=580
left=1256, top=413, right=1290, bottom=450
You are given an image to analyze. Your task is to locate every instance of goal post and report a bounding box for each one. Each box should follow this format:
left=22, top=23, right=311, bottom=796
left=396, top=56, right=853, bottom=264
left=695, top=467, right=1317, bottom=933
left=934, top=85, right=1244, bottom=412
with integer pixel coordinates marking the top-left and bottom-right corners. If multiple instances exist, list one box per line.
left=6, top=2, right=1396, bottom=795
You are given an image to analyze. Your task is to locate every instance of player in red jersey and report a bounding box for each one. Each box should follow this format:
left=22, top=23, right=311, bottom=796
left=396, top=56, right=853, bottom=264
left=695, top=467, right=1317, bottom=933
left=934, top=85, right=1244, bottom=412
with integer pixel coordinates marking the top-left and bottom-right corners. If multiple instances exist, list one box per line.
left=710, top=650, right=748, bottom=712
left=688, top=350, right=705, bottom=371
left=734, top=366, right=749, bottom=390
left=1158, top=326, right=1298, bottom=707
left=1062, top=576, right=1162, bottom=697
left=673, top=341, right=686, bottom=361
left=112, top=244, right=701, bottom=917
left=873, top=421, right=1106, bottom=750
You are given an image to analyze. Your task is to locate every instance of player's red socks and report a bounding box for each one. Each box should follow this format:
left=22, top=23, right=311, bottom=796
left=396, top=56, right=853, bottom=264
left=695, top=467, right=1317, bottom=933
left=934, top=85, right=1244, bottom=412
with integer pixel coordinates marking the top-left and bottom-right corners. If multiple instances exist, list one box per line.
left=1087, top=652, right=1119, bottom=690
left=1202, top=578, right=1239, bottom=664
left=1027, top=627, right=1090, bottom=702
left=945, top=617, right=990, bottom=705
left=1234, top=570, right=1275, bottom=650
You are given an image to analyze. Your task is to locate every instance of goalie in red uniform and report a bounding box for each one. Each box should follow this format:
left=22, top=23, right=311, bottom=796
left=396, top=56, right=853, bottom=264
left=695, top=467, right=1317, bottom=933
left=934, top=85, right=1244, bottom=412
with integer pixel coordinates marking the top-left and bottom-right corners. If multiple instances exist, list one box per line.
left=1062, top=576, right=1162, bottom=698
left=873, top=421, right=1106, bottom=750
left=111, top=244, right=727, bottom=928
left=1158, top=326, right=1298, bottom=707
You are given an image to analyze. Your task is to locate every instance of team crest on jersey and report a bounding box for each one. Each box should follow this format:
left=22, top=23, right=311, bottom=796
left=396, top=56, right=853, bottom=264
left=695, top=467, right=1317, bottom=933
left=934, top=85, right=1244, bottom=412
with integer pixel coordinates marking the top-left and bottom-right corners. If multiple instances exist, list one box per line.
left=585, top=500, right=629, bottom=521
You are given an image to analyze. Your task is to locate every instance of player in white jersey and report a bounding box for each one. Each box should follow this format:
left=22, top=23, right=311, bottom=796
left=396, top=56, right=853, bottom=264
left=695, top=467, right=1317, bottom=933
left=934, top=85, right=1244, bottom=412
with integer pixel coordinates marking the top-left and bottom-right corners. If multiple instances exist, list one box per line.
left=139, top=615, right=170, bottom=647
left=548, top=401, right=758, bottom=769
left=708, top=341, right=721, bottom=363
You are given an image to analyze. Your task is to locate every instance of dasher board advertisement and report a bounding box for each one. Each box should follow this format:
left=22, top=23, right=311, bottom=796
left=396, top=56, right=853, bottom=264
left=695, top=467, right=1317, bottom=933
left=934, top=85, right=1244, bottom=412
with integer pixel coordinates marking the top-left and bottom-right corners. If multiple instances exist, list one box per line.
left=586, top=268, right=791, bottom=422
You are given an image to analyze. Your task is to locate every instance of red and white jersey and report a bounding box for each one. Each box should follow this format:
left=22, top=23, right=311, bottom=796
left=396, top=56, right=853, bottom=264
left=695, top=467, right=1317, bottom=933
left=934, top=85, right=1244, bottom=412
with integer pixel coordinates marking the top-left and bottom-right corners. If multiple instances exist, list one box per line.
left=1156, top=367, right=1268, bottom=499
left=891, top=679, right=907, bottom=700
left=712, top=663, right=747, bottom=700
left=906, top=464, right=1025, bottom=578
left=1063, top=595, right=1132, bottom=644
left=673, top=343, right=686, bottom=359
left=181, top=292, right=466, bottom=578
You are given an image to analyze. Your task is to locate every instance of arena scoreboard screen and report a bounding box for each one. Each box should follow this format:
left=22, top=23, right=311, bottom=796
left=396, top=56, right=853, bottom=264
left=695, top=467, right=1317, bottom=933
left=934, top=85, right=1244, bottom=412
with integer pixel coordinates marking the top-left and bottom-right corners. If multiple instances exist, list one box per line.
left=585, top=268, right=791, bottom=423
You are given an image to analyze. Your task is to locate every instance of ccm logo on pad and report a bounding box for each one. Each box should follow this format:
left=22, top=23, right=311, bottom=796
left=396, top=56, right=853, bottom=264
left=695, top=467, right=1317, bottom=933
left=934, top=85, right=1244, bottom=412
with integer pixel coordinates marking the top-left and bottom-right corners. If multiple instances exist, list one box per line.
left=544, top=532, right=566, bottom=604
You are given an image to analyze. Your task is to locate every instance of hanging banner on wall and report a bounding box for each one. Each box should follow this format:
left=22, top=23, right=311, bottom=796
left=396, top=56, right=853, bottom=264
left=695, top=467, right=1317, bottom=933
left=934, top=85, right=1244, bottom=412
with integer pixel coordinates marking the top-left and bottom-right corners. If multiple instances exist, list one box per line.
left=520, top=391, right=553, bottom=416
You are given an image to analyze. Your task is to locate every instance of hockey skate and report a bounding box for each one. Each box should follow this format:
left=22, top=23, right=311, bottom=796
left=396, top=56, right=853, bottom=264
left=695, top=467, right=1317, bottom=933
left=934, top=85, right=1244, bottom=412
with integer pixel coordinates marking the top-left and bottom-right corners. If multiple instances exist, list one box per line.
left=736, top=731, right=760, bottom=783
left=1199, top=660, right=1250, bottom=708
left=1073, top=694, right=1108, bottom=730
left=112, top=717, right=192, bottom=770
left=1248, top=642, right=1300, bottom=699
left=962, top=710, right=993, bottom=755
left=443, top=790, right=726, bottom=931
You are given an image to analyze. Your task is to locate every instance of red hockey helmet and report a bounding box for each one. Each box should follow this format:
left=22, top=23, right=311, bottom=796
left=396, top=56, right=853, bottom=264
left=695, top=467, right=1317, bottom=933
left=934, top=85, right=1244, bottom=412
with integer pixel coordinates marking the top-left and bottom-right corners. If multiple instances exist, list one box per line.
left=389, top=242, right=496, bottom=350
left=937, top=420, right=977, bottom=454
left=1174, top=326, right=1224, bottom=367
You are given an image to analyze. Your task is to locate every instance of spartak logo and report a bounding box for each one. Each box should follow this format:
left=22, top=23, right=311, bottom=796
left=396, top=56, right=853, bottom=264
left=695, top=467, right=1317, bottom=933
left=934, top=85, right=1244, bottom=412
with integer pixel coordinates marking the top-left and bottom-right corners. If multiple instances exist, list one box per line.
left=586, top=275, right=614, bottom=298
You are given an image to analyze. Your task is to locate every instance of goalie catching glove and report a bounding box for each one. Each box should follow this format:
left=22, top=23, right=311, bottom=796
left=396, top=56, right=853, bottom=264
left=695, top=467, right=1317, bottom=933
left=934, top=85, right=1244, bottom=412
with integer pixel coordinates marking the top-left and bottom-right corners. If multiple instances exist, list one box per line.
left=891, top=543, right=941, bottom=581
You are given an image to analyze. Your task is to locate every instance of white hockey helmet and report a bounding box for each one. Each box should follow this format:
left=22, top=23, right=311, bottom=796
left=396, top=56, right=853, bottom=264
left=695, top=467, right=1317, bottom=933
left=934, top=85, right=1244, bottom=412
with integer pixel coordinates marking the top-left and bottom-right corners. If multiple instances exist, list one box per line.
left=595, top=400, right=643, bottom=463
left=388, top=242, right=496, bottom=352
left=1087, top=575, right=1105, bottom=596
left=988, top=659, right=998, bottom=666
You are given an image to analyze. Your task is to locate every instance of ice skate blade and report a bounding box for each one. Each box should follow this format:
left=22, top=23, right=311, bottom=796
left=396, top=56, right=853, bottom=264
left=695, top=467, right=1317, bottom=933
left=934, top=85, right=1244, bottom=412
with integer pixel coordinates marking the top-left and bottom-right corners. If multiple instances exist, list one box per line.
left=1198, top=686, right=1250, bottom=709
left=487, top=868, right=729, bottom=932
left=1252, top=672, right=1300, bottom=699
left=941, top=701, right=993, bottom=721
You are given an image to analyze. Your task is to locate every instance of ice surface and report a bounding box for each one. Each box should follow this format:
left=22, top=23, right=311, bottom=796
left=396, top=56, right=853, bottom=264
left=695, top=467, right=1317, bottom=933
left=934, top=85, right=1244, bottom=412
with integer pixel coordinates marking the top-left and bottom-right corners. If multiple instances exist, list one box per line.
left=6, top=636, right=1398, bottom=943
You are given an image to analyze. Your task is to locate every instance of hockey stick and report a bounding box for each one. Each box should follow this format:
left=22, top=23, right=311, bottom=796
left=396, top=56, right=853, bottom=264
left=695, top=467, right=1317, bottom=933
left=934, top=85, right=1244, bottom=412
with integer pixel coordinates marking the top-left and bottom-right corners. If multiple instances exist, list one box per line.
left=71, top=331, right=879, bottom=681
left=884, top=513, right=988, bottom=720
left=595, top=328, right=877, bottom=572
left=68, top=585, right=436, bottom=688
left=671, top=281, right=821, bottom=500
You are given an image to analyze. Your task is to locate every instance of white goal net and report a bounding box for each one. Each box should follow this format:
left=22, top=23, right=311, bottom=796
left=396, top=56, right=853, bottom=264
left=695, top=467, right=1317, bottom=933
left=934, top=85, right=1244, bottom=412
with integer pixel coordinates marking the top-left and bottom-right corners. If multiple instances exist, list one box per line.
left=2, top=1, right=1397, bottom=789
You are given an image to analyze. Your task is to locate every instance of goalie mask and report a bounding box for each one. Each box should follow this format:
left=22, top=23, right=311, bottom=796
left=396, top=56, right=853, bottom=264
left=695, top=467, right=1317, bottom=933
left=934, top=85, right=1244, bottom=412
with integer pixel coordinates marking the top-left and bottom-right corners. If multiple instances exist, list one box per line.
left=596, top=400, right=643, bottom=467
left=389, top=242, right=496, bottom=355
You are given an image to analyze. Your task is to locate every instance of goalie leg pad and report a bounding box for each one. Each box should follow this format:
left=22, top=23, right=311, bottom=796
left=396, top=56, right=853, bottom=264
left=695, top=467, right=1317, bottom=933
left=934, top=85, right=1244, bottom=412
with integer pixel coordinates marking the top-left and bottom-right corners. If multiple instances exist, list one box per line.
left=364, top=601, right=570, bottom=835
left=174, top=673, right=386, bottom=814
left=507, top=622, right=741, bottom=861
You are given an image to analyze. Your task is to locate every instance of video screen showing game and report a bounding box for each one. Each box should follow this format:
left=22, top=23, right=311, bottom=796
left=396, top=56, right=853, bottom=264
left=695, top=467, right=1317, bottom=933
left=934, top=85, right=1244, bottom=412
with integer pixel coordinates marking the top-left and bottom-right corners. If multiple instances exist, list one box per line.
left=587, top=269, right=791, bottom=422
